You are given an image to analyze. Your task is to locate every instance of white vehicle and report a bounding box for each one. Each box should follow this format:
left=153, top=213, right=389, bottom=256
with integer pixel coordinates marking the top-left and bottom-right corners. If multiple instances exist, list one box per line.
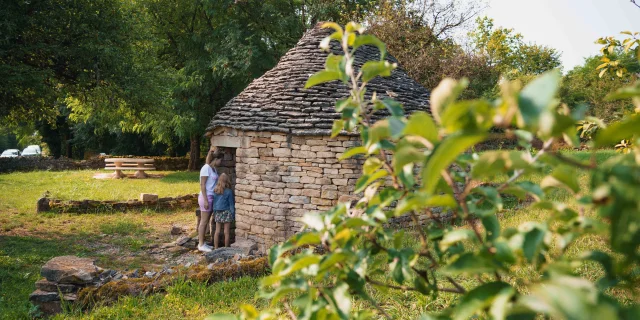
left=0, top=149, right=20, bottom=158
left=21, top=147, right=41, bottom=157
left=27, top=145, right=42, bottom=154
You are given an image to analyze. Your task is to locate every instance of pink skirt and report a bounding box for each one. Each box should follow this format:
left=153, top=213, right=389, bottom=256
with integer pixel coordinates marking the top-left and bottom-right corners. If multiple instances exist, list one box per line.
left=198, top=193, right=214, bottom=213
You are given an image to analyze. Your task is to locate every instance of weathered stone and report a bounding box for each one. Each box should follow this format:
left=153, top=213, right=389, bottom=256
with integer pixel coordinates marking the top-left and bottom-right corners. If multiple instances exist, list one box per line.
left=175, top=235, right=191, bottom=246
left=29, top=290, right=61, bottom=303
left=139, top=194, right=157, bottom=202
left=300, top=176, right=316, bottom=184
left=321, top=190, right=338, bottom=200
left=284, top=189, right=302, bottom=196
left=271, top=135, right=287, bottom=142
left=273, top=148, right=292, bottom=157
left=36, top=197, right=51, bottom=213
left=263, top=181, right=286, bottom=188
left=311, top=198, right=333, bottom=206
left=40, top=256, right=99, bottom=285
left=170, top=225, right=184, bottom=235
left=282, top=176, right=300, bottom=183
left=238, top=148, right=259, bottom=158
left=317, top=151, right=335, bottom=158
left=35, top=278, right=78, bottom=294
left=230, top=238, right=259, bottom=255
left=204, top=247, right=245, bottom=263
left=289, top=196, right=310, bottom=204
left=251, top=193, right=270, bottom=201
left=332, top=179, right=348, bottom=186
left=302, top=189, right=321, bottom=197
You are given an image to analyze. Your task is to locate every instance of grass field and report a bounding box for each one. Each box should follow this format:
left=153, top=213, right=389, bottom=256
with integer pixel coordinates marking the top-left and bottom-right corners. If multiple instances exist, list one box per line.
left=0, top=151, right=633, bottom=319
left=0, top=170, right=199, bottom=319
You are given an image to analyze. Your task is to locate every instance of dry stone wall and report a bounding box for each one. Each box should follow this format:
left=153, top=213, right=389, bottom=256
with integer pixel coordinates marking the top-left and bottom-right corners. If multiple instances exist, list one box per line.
left=38, top=194, right=198, bottom=214
left=212, top=127, right=364, bottom=249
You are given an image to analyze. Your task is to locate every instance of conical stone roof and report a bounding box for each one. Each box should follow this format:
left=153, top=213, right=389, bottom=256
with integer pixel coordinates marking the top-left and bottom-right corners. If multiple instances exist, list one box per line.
left=207, top=23, right=431, bottom=136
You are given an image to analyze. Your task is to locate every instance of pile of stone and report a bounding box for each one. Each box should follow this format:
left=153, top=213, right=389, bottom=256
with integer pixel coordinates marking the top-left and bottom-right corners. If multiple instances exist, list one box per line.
left=29, top=256, right=101, bottom=315
left=36, top=194, right=198, bottom=214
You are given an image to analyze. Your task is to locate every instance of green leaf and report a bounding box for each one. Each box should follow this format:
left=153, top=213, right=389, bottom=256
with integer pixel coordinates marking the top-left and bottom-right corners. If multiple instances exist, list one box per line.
left=522, top=225, right=546, bottom=263
left=482, top=214, right=501, bottom=242
left=541, top=166, right=580, bottom=193
left=453, top=282, right=514, bottom=320
left=375, top=99, right=404, bottom=117
left=331, top=119, right=345, bottom=137
left=279, top=255, right=322, bottom=276
left=239, top=304, right=258, bottom=319
left=403, top=111, right=438, bottom=144
left=423, top=133, right=486, bottom=194
left=363, top=157, right=383, bottom=175
left=439, top=229, right=477, bottom=251
left=414, top=276, right=431, bottom=295
left=352, top=34, right=386, bottom=58
left=325, top=54, right=343, bottom=71
left=355, top=170, right=388, bottom=193
left=517, top=70, right=562, bottom=129
left=389, top=116, right=406, bottom=139
left=430, top=78, right=469, bottom=124
left=320, top=22, right=343, bottom=35
left=339, top=146, right=366, bottom=160
left=443, top=252, right=498, bottom=276
left=305, top=70, right=341, bottom=88
left=369, top=120, right=391, bottom=143
left=392, top=146, right=424, bottom=173
left=361, top=61, right=394, bottom=82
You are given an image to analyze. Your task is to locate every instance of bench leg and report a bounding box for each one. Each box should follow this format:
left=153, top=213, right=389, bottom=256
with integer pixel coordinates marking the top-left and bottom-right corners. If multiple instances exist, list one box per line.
left=134, top=170, right=148, bottom=179
left=112, top=170, right=126, bottom=179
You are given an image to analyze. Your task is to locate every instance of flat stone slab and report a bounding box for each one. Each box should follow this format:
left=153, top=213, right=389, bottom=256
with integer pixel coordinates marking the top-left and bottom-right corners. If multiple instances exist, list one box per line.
left=35, top=278, right=78, bottom=293
left=230, top=238, right=258, bottom=255
left=41, top=256, right=100, bottom=285
left=29, top=290, right=60, bottom=303
left=204, top=247, right=245, bottom=263
left=140, top=193, right=159, bottom=202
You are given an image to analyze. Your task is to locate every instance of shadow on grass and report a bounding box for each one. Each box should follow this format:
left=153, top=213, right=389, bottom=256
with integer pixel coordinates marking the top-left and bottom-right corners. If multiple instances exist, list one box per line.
left=160, top=171, right=200, bottom=184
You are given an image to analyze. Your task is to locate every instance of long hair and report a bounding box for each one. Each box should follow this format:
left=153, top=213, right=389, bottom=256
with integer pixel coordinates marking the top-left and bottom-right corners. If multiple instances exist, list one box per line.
left=214, top=173, right=231, bottom=194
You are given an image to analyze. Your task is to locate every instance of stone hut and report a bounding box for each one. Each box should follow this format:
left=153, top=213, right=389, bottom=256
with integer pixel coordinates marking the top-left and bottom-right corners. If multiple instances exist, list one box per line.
left=206, top=23, right=430, bottom=249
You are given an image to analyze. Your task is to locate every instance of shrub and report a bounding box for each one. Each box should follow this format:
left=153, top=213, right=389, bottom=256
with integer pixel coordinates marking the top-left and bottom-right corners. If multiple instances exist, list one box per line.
left=213, top=23, right=640, bottom=319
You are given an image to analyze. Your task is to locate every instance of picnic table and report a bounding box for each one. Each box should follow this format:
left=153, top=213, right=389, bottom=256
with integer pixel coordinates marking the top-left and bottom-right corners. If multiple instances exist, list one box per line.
left=105, top=158, right=155, bottom=179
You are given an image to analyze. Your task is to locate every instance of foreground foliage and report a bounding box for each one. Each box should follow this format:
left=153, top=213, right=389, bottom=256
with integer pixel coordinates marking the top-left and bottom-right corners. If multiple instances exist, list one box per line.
left=214, top=23, right=640, bottom=319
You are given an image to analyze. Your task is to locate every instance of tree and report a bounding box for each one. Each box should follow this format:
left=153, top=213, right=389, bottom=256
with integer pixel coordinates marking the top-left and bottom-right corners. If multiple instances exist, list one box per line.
left=122, top=0, right=380, bottom=170
left=561, top=54, right=638, bottom=123
left=0, top=0, right=154, bottom=124
left=213, top=23, right=640, bottom=320
left=470, top=17, right=562, bottom=78
left=368, top=1, right=498, bottom=98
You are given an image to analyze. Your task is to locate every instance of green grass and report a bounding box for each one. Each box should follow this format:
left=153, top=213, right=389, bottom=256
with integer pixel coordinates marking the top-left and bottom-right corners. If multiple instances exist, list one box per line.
left=0, top=170, right=200, bottom=214
left=56, top=278, right=265, bottom=320
left=0, top=151, right=630, bottom=319
left=0, top=170, right=199, bottom=319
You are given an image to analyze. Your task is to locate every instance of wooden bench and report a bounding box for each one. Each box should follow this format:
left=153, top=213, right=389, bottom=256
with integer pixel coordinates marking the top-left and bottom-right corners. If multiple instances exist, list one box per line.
left=105, top=158, right=155, bottom=179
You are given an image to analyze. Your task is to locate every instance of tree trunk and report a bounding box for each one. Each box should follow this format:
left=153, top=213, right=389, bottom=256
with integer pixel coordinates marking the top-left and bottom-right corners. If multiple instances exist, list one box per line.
left=188, top=134, right=200, bottom=171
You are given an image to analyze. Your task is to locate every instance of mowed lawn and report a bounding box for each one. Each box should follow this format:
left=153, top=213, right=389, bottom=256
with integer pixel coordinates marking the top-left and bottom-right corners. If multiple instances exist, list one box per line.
left=0, top=151, right=632, bottom=319
left=0, top=170, right=202, bottom=319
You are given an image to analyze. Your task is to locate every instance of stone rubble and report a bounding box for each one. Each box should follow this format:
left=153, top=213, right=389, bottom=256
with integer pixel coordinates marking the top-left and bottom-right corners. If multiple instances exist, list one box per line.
left=29, top=237, right=262, bottom=317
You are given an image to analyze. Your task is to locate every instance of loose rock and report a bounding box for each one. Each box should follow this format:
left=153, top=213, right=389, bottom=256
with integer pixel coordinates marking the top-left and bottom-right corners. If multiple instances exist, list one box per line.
left=230, top=238, right=259, bottom=255
left=204, top=247, right=245, bottom=263
left=40, top=256, right=100, bottom=285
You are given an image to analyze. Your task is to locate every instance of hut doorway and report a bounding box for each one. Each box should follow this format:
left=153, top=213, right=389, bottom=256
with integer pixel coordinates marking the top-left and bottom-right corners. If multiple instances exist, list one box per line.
left=212, top=146, right=237, bottom=244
